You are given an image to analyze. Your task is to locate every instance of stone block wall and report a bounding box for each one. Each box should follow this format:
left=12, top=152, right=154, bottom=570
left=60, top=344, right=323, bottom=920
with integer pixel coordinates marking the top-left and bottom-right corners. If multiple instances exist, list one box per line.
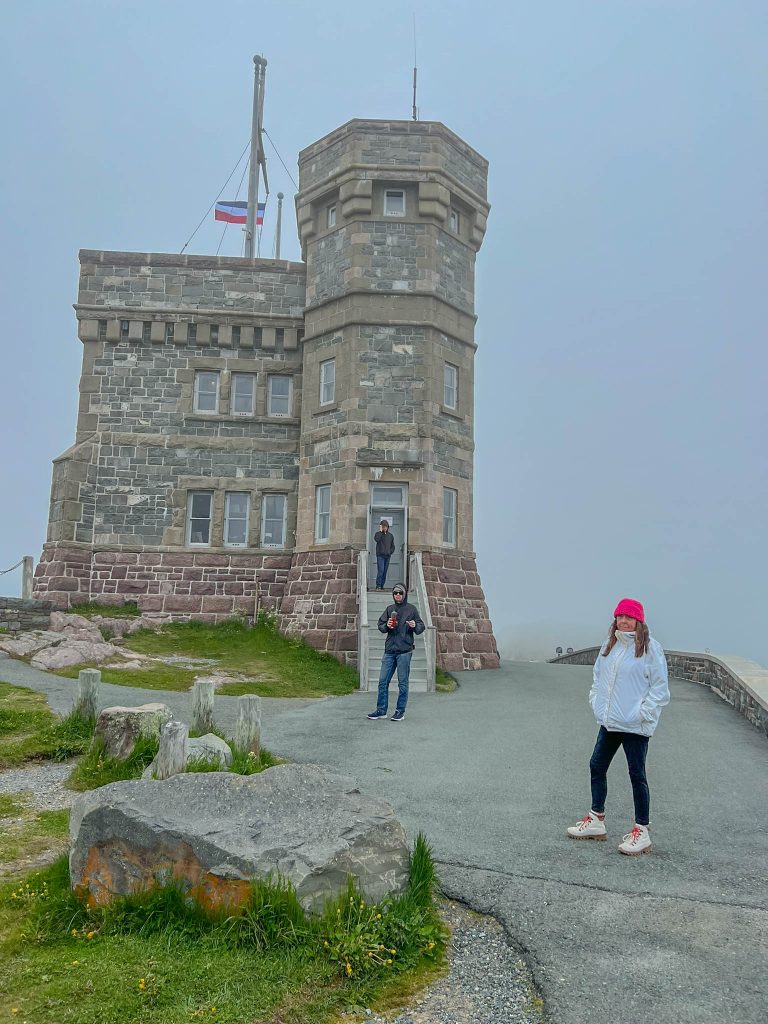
left=277, top=549, right=359, bottom=666
left=421, top=552, right=499, bottom=671
left=0, top=597, right=53, bottom=633
left=33, top=544, right=291, bottom=620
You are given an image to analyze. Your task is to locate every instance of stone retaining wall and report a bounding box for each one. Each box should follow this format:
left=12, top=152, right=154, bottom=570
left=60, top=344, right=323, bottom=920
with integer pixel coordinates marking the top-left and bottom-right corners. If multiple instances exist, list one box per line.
left=422, top=552, right=499, bottom=671
left=0, top=597, right=53, bottom=633
left=276, top=549, right=359, bottom=667
left=33, top=544, right=291, bottom=621
left=550, top=647, right=768, bottom=737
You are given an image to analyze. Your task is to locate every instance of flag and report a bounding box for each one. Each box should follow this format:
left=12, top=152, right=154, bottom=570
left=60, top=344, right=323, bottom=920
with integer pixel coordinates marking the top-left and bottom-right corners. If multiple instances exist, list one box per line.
left=214, top=201, right=266, bottom=225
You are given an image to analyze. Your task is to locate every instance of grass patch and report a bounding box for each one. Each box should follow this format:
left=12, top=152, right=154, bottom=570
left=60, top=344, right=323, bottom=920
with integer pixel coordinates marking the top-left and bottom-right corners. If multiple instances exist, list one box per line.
left=67, top=736, right=159, bottom=792
left=0, top=808, right=69, bottom=867
left=0, top=793, right=29, bottom=818
left=0, top=834, right=446, bottom=1023
left=68, top=601, right=141, bottom=618
left=435, top=668, right=458, bottom=693
left=0, top=683, right=94, bottom=770
left=56, top=661, right=198, bottom=693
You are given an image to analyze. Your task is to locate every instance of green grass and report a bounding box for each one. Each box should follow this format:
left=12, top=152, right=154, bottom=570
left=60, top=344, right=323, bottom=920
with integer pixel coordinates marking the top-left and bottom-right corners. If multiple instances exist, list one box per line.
left=0, top=793, right=29, bottom=818
left=0, top=835, right=446, bottom=1023
left=67, top=736, right=159, bottom=792
left=0, top=683, right=94, bottom=770
left=435, top=668, right=458, bottom=693
left=56, top=661, right=199, bottom=693
left=0, top=808, right=69, bottom=867
left=68, top=601, right=141, bottom=618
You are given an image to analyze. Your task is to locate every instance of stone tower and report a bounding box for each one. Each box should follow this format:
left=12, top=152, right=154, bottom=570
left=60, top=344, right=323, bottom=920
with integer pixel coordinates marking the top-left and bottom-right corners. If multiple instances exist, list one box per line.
left=279, top=120, right=499, bottom=671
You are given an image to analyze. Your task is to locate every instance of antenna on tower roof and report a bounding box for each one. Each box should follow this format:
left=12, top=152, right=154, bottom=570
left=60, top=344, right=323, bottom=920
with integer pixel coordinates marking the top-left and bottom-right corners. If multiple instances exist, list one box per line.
left=412, top=13, right=418, bottom=121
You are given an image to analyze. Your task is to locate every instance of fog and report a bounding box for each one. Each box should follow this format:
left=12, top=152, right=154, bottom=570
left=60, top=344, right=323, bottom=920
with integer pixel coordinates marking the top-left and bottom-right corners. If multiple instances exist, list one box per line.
left=2, top=1, right=766, bottom=663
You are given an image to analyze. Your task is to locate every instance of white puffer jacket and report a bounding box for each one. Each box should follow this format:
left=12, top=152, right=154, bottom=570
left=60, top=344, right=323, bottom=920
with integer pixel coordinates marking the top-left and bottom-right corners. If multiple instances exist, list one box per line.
left=589, top=631, right=670, bottom=737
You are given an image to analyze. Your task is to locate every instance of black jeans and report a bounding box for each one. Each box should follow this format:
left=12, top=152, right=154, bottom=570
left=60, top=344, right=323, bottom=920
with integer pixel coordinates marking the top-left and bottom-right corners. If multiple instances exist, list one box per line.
left=589, top=726, right=650, bottom=826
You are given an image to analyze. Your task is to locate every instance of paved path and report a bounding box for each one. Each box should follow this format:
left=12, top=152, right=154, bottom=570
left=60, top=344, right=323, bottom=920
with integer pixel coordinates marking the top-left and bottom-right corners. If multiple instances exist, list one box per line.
left=2, top=652, right=766, bottom=1023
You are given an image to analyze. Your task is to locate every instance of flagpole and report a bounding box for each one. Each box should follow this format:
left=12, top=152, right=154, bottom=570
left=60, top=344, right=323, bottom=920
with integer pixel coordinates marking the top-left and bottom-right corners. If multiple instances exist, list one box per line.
left=275, top=192, right=284, bottom=260
left=245, top=56, right=267, bottom=259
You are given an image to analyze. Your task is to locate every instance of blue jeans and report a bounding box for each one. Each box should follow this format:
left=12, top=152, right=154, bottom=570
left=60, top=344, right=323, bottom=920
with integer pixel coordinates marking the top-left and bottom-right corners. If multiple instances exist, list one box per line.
left=589, top=726, right=651, bottom=826
left=375, top=555, right=391, bottom=589
left=376, top=651, right=412, bottom=713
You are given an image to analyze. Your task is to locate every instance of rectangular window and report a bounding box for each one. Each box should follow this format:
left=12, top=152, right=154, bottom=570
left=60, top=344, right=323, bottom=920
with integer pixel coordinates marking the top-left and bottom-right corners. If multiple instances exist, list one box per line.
left=372, top=485, right=404, bottom=506
left=443, top=363, right=458, bottom=410
left=449, top=209, right=460, bottom=234
left=326, top=203, right=337, bottom=228
left=165, top=322, right=175, bottom=343
left=120, top=320, right=130, bottom=338
left=142, top=322, right=152, bottom=343
left=210, top=324, right=219, bottom=344
left=231, top=373, right=256, bottom=416
left=187, top=491, right=213, bottom=546
left=193, top=371, right=220, bottom=414
left=188, top=323, right=197, bottom=343
left=319, top=358, right=336, bottom=406
left=315, top=484, right=331, bottom=543
left=261, top=494, right=287, bottom=548
left=98, top=320, right=107, bottom=341
left=384, top=189, right=405, bottom=217
left=275, top=327, right=285, bottom=353
left=224, top=492, right=249, bottom=547
left=442, top=488, right=457, bottom=546
left=232, top=325, right=241, bottom=345
left=268, top=375, right=292, bottom=417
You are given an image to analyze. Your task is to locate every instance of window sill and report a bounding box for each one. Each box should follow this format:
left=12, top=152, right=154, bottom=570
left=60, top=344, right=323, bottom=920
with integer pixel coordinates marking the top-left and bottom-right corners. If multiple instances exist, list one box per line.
left=186, top=414, right=300, bottom=426
left=314, top=404, right=339, bottom=415
left=440, top=406, right=463, bottom=420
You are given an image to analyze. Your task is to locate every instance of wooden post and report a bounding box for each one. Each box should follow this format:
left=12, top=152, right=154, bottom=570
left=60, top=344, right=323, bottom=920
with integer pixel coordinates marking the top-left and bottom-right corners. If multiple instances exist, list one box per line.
left=234, top=694, right=262, bottom=757
left=191, top=679, right=216, bottom=735
left=22, top=556, right=34, bottom=600
left=155, top=720, right=188, bottom=780
left=75, top=668, right=100, bottom=721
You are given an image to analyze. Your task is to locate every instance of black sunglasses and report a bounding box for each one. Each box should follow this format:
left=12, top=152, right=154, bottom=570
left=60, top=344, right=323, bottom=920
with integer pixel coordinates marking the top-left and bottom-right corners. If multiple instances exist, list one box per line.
left=393, top=590, right=405, bottom=596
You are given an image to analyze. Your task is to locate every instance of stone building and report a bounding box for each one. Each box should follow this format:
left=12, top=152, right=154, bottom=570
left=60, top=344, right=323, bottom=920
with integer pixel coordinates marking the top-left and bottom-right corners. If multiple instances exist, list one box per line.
left=34, top=118, right=500, bottom=680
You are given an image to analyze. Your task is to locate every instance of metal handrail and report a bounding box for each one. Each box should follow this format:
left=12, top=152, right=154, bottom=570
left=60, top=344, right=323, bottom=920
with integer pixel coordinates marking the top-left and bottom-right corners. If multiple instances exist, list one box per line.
left=408, top=551, right=436, bottom=692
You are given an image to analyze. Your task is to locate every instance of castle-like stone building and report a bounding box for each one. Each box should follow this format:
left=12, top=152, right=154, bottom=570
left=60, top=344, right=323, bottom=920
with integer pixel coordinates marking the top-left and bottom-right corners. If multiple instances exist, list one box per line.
left=34, top=119, right=500, bottom=678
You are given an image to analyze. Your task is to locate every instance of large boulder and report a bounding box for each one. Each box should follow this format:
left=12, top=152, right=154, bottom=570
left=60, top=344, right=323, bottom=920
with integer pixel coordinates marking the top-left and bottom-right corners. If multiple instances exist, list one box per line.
left=142, top=733, right=233, bottom=777
left=49, top=611, right=95, bottom=633
left=69, top=765, right=410, bottom=912
left=94, top=703, right=174, bottom=760
left=0, top=630, right=63, bottom=657
left=31, top=640, right=120, bottom=671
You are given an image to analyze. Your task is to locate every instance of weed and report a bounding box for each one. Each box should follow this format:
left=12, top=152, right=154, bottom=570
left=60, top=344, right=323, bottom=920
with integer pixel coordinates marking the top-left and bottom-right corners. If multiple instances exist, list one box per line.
left=184, top=755, right=225, bottom=774
left=229, top=746, right=279, bottom=775
left=68, top=735, right=159, bottom=792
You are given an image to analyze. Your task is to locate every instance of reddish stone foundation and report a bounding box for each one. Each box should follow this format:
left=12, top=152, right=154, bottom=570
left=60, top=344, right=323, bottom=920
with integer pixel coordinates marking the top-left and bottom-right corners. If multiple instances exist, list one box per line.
left=421, top=552, right=500, bottom=672
left=276, top=549, right=359, bottom=667
left=33, top=543, right=291, bottom=621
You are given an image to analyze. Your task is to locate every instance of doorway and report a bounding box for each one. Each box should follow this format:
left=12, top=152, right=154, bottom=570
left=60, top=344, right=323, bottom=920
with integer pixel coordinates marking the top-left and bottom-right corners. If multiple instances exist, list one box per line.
left=368, top=484, right=407, bottom=590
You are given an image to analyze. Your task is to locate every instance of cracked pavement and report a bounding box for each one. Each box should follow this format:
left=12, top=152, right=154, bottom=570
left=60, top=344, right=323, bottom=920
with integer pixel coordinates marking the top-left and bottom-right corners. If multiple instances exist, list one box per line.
left=2, top=653, right=766, bottom=1023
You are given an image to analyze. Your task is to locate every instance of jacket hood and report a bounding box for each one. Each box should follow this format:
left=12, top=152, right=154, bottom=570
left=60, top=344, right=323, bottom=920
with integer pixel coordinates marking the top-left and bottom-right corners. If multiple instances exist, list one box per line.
left=392, top=582, right=407, bottom=600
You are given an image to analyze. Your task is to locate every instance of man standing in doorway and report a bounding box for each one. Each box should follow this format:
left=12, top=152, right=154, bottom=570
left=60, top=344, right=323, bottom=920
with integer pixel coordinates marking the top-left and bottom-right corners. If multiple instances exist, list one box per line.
left=367, top=583, right=425, bottom=722
left=373, top=519, right=396, bottom=591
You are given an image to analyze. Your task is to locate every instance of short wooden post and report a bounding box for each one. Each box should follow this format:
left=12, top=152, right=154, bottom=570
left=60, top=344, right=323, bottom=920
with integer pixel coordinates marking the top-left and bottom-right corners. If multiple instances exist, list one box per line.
left=75, top=668, right=100, bottom=721
left=191, top=679, right=215, bottom=735
left=234, top=694, right=261, bottom=757
left=154, top=720, right=188, bottom=780
left=22, top=556, right=34, bottom=600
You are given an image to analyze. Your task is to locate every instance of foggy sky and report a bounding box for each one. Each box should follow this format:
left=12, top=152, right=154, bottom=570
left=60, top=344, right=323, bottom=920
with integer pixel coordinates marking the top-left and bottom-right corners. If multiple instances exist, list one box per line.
left=2, top=1, right=766, bottom=663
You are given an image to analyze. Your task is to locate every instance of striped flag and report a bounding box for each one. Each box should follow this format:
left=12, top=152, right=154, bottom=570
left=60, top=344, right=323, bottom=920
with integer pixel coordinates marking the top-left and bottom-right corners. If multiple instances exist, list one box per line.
left=214, top=201, right=265, bottom=225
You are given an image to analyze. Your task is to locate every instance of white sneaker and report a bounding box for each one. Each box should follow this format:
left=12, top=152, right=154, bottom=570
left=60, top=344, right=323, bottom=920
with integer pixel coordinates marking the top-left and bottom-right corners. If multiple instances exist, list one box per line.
left=618, top=824, right=652, bottom=856
left=566, top=811, right=607, bottom=841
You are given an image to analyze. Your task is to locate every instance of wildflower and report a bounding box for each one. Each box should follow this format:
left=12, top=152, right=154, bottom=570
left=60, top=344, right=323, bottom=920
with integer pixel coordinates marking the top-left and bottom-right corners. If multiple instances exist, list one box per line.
left=70, top=961, right=79, bottom=966
left=386, top=959, right=393, bottom=965
left=11, top=1010, right=18, bottom=1016
left=71, top=929, right=78, bottom=937
left=390, top=948, right=396, bottom=954
left=360, top=900, right=365, bottom=908
left=87, top=931, right=96, bottom=940
left=427, top=941, right=435, bottom=950
left=324, top=941, right=329, bottom=947
left=376, top=913, right=382, bottom=920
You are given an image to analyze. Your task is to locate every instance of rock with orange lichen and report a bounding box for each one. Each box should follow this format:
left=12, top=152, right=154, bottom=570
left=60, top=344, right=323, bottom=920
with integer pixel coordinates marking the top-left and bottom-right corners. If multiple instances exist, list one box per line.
left=69, top=764, right=409, bottom=912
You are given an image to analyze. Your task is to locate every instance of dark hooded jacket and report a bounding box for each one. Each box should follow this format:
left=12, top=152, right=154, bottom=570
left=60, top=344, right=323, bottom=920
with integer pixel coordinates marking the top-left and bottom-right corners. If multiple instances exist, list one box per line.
left=377, top=584, right=425, bottom=654
left=374, top=528, right=395, bottom=558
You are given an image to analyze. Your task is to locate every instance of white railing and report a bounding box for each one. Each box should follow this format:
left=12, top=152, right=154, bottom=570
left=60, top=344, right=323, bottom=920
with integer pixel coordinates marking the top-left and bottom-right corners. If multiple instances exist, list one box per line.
left=408, top=551, right=436, bottom=692
left=357, top=550, right=368, bottom=690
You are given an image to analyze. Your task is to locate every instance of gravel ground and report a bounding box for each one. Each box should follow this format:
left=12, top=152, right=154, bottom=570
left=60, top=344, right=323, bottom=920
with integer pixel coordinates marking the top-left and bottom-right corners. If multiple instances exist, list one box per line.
left=364, top=900, right=546, bottom=1024
left=0, top=761, right=77, bottom=812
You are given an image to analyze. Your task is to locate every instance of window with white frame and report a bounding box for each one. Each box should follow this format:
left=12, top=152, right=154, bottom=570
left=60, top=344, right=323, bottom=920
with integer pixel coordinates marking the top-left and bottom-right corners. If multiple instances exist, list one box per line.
left=326, top=203, right=337, bottom=228
left=442, top=488, right=457, bottom=546
left=261, top=494, right=287, bottom=548
left=267, top=375, right=292, bottom=417
left=193, top=371, right=220, bottom=414
left=231, top=373, right=256, bottom=416
left=384, top=189, right=405, bottom=217
left=187, top=491, right=213, bottom=546
left=315, top=484, right=331, bottom=543
left=449, top=209, right=460, bottom=234
left=443, top=363, right=458, bottom=410
left=224, top=492, right=249, bottom=547
left=319, top=358, right=335, bottom=405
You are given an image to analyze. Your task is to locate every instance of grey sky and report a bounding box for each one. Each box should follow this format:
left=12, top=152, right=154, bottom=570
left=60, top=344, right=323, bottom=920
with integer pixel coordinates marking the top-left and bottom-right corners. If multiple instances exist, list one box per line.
left=2, top=1, right=766, bottom=663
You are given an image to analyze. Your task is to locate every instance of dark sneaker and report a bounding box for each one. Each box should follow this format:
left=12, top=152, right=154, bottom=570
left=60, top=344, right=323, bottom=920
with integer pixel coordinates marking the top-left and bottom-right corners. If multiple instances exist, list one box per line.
left=367, top=709, right=387, bottom=720
left=390, top=710, right=405, bottom=722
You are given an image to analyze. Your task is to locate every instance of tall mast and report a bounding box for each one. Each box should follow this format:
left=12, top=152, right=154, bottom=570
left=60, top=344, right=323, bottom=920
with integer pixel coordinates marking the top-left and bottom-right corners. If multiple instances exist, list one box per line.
left=275, top=192, right=284, bottom=260
left=245, top=56, right=268, bottom=259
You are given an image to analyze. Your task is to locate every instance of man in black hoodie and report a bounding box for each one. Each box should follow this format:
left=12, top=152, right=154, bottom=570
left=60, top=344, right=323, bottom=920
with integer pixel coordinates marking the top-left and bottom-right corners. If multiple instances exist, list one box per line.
left=367, top=583, right=425, bottom=722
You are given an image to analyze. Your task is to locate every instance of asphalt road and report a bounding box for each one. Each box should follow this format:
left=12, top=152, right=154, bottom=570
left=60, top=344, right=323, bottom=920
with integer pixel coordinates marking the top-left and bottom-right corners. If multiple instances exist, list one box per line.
left=2, top=652, right=767, bottom=1023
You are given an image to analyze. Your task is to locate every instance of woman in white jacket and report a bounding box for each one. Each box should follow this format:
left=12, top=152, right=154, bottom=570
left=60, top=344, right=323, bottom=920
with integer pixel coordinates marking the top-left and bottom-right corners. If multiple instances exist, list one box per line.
left=567, top=598, right=670, bottom=855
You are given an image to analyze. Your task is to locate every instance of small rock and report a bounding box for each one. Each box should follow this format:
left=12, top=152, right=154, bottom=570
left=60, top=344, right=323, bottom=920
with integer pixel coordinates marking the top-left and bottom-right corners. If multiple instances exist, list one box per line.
left=31, top=640, right=121, bottom=671
left=95, top=703, right=174, bottom=760
left=0, top=630, right=63, bottom=657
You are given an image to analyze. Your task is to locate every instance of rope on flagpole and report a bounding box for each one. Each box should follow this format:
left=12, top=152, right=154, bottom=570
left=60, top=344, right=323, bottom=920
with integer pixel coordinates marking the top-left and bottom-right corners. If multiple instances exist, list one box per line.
left=216, top=152, right=251, bottom=256
left=263, top=128, right=298, bottom=191
left=180, top=140, right=250, bottom=254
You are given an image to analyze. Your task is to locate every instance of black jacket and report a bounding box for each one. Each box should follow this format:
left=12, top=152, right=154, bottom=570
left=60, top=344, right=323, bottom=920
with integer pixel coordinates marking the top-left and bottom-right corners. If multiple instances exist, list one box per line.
left=378, top=600, right=425, bottom=654
left=374, top=530, right=395, bottom=557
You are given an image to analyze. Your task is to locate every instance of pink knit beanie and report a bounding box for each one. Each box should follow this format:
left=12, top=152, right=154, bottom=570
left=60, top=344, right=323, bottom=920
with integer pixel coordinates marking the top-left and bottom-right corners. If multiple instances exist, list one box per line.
left=613, top=598, right=645, bottom=623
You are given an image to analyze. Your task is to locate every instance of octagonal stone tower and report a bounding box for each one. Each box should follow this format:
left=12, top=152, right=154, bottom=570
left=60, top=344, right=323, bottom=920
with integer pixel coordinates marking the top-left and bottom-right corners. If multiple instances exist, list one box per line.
left=280, top=119, right=499, bottom=671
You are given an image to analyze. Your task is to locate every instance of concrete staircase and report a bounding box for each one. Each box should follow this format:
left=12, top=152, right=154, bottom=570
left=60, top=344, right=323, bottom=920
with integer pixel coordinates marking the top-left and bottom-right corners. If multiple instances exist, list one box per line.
left=362, top=589, right=430, bottom=693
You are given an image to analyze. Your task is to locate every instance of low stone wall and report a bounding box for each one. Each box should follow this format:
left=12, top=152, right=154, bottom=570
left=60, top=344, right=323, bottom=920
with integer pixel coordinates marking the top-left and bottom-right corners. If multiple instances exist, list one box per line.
left=33, top=543, right=291, bottom=621
left=0, top=597, right=53, bottom=633
left=550, top=647, right=768, bottom=737
left=276, top=548, right=359, bottom=667
left=422, top=552, right=499, bottom=671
